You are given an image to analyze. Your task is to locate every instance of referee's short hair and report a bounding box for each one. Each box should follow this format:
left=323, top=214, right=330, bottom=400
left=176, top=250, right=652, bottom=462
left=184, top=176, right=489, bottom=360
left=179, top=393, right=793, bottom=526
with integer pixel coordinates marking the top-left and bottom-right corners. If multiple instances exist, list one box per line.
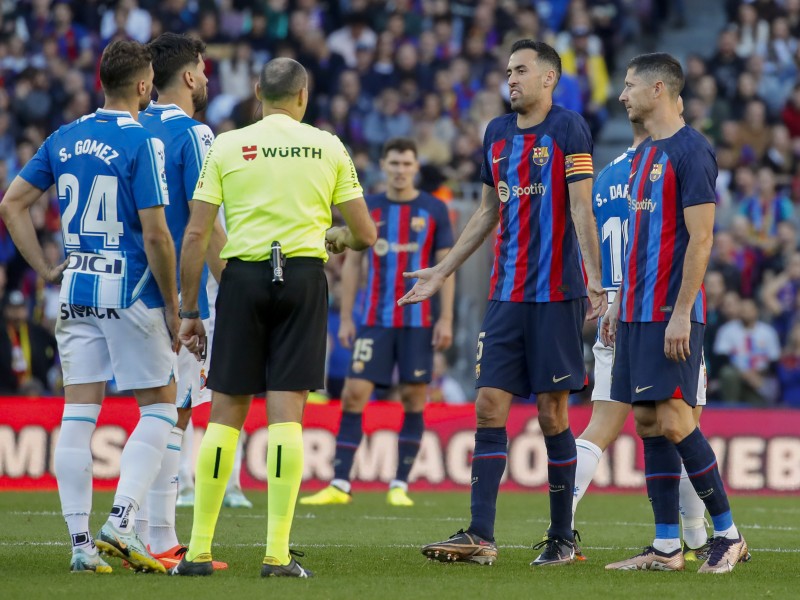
left=259, top=58, right=308, bottom=103
left=381, top=137, right=417, bottom=158
left=628, top=53, right=685, bottom=98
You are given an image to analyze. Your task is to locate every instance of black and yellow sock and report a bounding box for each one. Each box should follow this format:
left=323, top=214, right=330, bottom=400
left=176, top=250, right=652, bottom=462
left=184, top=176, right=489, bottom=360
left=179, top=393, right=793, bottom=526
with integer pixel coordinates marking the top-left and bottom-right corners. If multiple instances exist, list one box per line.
left=265, top=422, right=303, bottom=565
left=187, top=423, right=239, bottom=561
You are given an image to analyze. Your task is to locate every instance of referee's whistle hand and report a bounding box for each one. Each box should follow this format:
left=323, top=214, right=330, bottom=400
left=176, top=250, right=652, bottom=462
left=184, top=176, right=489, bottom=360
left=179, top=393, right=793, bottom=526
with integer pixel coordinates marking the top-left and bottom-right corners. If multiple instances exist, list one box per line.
left=325, top=227, right=348, bottom=254
left=179, top=317, right=207, bottom=360
left=398, top=268, right=445, bottom=306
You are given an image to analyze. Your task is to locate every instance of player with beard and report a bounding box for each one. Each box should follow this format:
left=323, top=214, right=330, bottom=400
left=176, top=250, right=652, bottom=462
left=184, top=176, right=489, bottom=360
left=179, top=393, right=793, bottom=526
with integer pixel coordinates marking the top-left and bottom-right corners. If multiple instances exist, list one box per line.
left=138, top=33, right=228, bottom=571
left=0, top=40, right=179, bottom=573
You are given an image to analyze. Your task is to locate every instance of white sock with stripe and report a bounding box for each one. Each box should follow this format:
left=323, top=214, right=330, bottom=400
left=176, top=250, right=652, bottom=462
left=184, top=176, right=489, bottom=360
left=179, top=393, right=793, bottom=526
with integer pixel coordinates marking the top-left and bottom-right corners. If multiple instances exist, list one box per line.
left=109, top=403, right=177, bottom=533
left=55, top=404, right=101, bottom=554
left=148, top=427, right=184, bottom=553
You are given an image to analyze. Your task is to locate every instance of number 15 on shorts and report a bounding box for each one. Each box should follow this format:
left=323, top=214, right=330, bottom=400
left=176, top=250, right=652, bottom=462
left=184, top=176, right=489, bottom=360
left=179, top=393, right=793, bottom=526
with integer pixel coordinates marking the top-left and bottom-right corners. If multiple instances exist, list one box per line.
left=475, top=332, right=485, bottom=379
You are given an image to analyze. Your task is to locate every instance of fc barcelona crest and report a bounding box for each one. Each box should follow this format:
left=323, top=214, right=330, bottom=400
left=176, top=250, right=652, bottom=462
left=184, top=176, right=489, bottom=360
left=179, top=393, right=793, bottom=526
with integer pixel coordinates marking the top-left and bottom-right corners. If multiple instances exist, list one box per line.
left=650, top=163, right=663, bottom=182
left=532, top=146, right=550, bottom=166
left=410, top=216, right=426, bottom=232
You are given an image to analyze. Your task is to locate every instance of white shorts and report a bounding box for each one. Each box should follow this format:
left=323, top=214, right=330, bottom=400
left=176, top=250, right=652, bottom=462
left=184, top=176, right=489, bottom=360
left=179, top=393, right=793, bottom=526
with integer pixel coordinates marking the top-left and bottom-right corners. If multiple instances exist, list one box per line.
left=591, top=338, right=707, bottom=406
left=176, top=318, right=211, bottom=409
left=56, top=300, right=176, bottom=390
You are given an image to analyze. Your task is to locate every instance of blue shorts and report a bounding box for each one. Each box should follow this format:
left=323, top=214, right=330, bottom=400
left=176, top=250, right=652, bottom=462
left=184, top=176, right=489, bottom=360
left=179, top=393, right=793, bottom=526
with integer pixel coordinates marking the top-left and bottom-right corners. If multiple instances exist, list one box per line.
left=347, top=326, right=433, bottom=386
left=476, top=299, right=586, bottom=397
left=610, top=321, right=705, bottom=406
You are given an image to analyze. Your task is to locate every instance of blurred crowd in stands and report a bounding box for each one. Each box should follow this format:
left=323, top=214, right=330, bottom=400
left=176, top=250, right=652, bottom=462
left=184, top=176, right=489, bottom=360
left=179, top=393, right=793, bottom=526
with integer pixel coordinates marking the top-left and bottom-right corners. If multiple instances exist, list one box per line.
left=0, top=0, right=799, bottom=409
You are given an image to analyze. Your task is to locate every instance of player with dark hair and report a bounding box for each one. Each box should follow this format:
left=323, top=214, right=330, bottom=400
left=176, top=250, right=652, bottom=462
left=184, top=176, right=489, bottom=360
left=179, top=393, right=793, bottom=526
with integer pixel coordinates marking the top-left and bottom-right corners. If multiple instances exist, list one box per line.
left=0, top=39, right=178, bottom=574
left=137, top=32, right=228, bottom=571
left=300, top=137, right=454, bottom=508
left=572, top=109, right=713, bottom=562
left=603, top=53, right=749, bottom=573
left=401, top=39, right=606, bottom=567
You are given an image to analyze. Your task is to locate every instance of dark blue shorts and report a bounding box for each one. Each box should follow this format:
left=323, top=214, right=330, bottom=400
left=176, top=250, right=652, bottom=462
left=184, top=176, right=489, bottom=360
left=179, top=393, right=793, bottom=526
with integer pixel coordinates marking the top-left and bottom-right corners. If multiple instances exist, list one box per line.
left=476, top=299, right=587, bottom=397
left=347, top=326, right=433, bottom=386
left=610, top=320, right=705, bottom=406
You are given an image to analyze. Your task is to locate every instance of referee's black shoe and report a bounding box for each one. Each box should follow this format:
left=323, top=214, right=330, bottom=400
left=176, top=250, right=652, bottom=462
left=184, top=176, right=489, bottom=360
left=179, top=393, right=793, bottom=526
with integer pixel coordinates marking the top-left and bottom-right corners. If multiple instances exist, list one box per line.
left=169, top=549, right=214, bottom=576
left=261, top=550, right=313, bottom=578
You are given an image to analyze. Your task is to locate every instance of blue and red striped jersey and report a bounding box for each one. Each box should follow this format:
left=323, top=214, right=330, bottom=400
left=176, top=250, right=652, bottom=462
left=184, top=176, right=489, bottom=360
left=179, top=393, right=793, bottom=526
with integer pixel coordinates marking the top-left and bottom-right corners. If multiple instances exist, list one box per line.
left=361, top=192, right=454, bottom=328
left=619, top=126, right=717, bottom=324
left=480, top=106, right=593, bottom=303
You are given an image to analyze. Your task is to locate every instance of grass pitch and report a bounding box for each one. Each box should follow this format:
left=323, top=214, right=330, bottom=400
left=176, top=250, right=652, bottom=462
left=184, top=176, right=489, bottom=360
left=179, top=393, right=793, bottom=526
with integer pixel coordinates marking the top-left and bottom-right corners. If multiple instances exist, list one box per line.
left=0, top=490, right=797, bottom=599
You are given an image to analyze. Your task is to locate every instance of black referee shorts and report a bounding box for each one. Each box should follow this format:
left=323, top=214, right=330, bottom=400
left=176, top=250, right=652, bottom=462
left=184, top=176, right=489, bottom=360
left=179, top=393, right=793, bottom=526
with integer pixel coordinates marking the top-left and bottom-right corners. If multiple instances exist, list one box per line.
left=207, top=257, right=328, bottom=395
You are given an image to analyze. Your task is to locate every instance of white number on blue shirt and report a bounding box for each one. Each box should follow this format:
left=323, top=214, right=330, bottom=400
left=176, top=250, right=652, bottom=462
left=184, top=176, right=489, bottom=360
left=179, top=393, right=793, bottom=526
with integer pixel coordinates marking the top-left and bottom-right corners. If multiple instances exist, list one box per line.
left=58, top=174, right=124, bottom=248
left=601, top=216, right=629, bottom=286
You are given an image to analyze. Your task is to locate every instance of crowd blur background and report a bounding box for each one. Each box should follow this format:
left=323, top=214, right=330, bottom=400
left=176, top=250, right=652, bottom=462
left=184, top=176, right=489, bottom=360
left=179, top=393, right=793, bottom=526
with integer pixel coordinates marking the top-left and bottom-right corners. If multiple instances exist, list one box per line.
left=0, top=0, right=799, bottom=409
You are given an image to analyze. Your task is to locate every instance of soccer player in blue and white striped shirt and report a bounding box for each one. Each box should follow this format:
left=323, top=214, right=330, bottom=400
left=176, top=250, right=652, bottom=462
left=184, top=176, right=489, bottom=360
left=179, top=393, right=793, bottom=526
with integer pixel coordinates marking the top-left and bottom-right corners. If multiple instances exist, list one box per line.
left=0, top=40, right=180, bottom=574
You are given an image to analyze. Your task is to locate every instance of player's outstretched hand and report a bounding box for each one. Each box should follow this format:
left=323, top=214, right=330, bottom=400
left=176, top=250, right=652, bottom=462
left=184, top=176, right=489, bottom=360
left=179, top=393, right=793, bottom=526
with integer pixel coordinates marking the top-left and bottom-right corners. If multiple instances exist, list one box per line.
left=586, top=281, right=607, bottom=321
left=398, top=267, right=446, bottom=306
left=432, top=318, right=453, bottom=350
left=325, top=227, right=348, bottom=254
left=44, top=259, right=68, bottom=284
left=664, top=313, right=691, bottom=362
left=600, top=298, right=619, bottom=347
left=179, top=316, right=206, bottom=359
left=338, top=317, right=356, bottom=349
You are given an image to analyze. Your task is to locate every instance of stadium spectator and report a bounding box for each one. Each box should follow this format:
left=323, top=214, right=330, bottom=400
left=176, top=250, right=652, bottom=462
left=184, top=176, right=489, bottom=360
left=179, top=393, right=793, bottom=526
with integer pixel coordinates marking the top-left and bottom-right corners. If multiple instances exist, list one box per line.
left=0, top=289, right=57, bottom=395
left=776, top=322, right=800, bottom=407
left=714, top=298, right=781, bottom=405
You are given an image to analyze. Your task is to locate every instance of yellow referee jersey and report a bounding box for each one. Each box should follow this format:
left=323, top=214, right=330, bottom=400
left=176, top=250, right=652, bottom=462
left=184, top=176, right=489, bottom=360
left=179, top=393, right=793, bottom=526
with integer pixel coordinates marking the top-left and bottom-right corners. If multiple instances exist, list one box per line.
left=193, top=113, right=363, bottom=261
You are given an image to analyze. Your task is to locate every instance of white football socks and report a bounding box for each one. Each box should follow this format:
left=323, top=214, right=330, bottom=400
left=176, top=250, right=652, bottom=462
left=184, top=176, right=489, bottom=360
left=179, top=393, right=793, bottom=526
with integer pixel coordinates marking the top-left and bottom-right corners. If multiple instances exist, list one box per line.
left=55, top=404, right=101, bottom=554
left=679, top=464, right=708, bottom=548
left=147, top=427, right=183, bottom=553
left=109, top=403, right=177, bottom=533
left=178, top=420, right=195, bottom=493
left=572, top=438, right=603, bottom=528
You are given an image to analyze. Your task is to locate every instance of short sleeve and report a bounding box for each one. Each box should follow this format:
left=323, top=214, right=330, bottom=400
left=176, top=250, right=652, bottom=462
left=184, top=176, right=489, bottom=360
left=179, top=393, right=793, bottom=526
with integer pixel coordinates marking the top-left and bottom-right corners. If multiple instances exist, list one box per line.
left=677, top=146, right=717, bottom=208
left=563, top=113, right=594, bottom=183
left=433, top=200, right=454, bottom=250
left=132, top=136, right=169, bottom=210
left=480, top=123, right=495, bottom=187
left=192, top=140, right=224, bottom=206
left=19, top=135, right=55, bottom=191
left=331, top=137, right=363, bottom=205
left=182, top=124, right=215, bottom=203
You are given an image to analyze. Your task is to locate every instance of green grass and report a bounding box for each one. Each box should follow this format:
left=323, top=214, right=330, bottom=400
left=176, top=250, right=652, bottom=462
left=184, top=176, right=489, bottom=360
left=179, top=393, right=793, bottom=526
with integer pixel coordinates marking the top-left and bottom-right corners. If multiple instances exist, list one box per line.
left=1, top=490, right=798, bottom=599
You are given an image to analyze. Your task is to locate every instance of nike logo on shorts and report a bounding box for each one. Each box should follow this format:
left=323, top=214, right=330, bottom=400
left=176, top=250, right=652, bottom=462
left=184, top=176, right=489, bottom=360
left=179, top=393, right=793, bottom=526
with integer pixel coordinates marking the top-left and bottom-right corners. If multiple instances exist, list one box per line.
left=552, top=374, right=570, bottom=383
left=414, top=369, right=427, bottom=377
left=635, top=385, right=654, bottom=394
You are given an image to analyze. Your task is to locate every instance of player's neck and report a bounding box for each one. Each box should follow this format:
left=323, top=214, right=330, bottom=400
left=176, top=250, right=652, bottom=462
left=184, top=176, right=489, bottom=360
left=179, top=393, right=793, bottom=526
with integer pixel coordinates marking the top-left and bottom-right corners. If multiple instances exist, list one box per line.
left=386, top=186, right=418, bottom=202
left=643, top=110, right=684, bottom=141
left=103, top=97, right=139, bottom=120
left=154, top=91, right=194, bottom=118
left=514, top=100, right=552, bottom=129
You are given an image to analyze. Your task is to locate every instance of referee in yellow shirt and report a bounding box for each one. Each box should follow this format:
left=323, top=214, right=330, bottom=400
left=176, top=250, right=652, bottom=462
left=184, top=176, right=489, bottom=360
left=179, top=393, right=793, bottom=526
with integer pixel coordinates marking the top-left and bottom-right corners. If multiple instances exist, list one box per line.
left=172, top=57, right=376, bottom=578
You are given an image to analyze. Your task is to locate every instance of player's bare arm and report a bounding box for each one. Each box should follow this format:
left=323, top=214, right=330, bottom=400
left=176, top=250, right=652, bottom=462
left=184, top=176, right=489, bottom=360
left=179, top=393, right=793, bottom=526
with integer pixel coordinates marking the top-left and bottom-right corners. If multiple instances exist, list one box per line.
left=399, top=184, right=500, bottom=306
left=432, top=247, right=454, bottom=350
left=665, top=202, right=715, bottom=362
left=327, top=197, right=377, bottom=253
left=140, top=204, right=180, bottom=351
left=338, top=248, right=363, bottom=348
left=178, top=198, right=219, bottom=356
left=569, top=177, right=606, bottom=320
left=0, top=177, right=67, bottom=284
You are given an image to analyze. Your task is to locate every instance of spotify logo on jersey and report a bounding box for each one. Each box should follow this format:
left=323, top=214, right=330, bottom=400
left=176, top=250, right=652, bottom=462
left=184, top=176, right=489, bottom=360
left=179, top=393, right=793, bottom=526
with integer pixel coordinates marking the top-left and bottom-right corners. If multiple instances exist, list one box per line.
left=497, top=181, right=510, bottom=203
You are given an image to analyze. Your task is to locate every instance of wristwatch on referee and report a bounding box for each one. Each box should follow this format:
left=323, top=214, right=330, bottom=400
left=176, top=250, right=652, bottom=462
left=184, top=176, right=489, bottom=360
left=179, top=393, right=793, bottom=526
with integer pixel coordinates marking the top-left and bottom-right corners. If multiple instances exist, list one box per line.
left=179, top=310, right=200, bottom=319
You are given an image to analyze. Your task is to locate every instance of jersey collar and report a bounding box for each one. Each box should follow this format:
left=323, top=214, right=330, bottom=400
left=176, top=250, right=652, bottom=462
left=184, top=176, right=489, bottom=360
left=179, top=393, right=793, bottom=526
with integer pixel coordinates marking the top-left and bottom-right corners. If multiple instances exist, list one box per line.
left=95, top=108, right=135, bottom=118
left=147, top=101, right=186, bottom=114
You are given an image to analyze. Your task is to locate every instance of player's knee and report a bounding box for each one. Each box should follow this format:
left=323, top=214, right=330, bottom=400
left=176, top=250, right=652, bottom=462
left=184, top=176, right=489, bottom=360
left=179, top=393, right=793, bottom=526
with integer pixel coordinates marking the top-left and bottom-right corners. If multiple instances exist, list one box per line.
left=341, top=386, right=369, bottom=412
left=475, top=397, right=506, bottom=427
left=657, top=420, right=689, bottom=444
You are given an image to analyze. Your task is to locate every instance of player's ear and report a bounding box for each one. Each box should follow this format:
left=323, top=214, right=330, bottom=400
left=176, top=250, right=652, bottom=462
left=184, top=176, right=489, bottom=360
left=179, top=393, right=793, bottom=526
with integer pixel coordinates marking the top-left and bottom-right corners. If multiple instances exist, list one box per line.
left=184, top=69, right=194, bottom=89
left=254, top=81, right=261, bottom=100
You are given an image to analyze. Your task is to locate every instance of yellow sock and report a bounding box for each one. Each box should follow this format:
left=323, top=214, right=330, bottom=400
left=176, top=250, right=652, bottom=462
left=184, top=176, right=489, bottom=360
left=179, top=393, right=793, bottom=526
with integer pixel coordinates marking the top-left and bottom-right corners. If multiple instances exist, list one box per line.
left=187, top=423, right=239, bottom=561
left=265, top=422, right=303, bottom=565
